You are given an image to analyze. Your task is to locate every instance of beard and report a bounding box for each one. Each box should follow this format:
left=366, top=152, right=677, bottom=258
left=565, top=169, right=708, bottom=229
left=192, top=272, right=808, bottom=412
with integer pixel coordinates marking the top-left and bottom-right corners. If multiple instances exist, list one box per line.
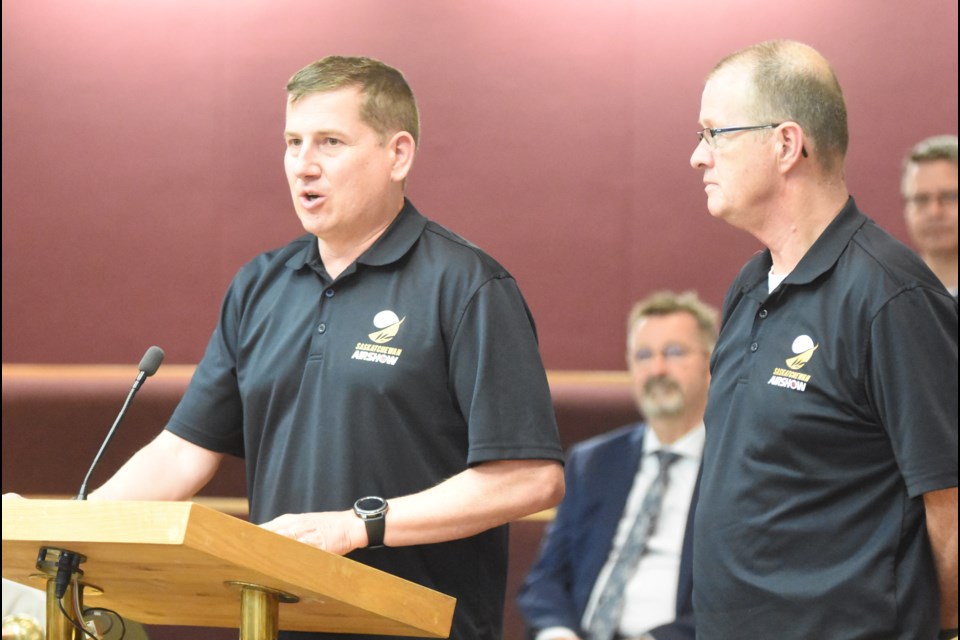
left=638, top=375, right=685, bottom=419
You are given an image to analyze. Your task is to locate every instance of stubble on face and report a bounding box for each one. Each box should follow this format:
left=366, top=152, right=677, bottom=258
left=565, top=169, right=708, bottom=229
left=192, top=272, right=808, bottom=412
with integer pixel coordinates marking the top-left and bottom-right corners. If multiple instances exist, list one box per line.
left=638, top=375, right=685, bottom=419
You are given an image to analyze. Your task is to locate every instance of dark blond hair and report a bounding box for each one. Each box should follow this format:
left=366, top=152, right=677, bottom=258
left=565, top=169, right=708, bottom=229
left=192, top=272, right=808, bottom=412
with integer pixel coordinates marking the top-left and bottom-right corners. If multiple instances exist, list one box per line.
left=287, top=56, right=420, bottom=145
left=711, top=40, right=848, bottom=172
left=627, top=291, right=719, bottom=352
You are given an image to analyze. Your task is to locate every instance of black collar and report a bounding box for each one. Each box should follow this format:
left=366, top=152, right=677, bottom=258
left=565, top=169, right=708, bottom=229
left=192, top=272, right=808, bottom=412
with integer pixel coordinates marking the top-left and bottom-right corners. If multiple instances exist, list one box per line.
left=741, top=196, right=867, bottom=296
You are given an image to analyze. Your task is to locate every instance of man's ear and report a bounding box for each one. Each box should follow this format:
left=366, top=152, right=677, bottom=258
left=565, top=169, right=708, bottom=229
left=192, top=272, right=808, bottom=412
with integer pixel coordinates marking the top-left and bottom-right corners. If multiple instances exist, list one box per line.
left=776, top=122, right=807, bottom=172
left=388, top=131, right=416, bottom=183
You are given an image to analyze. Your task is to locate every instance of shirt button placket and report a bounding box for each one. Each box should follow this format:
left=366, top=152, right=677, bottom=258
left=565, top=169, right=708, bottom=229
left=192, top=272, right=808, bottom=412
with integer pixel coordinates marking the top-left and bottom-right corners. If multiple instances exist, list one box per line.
left=312, top=288, right=335, bottom=354
left=750, top=306, right=767, bottom=354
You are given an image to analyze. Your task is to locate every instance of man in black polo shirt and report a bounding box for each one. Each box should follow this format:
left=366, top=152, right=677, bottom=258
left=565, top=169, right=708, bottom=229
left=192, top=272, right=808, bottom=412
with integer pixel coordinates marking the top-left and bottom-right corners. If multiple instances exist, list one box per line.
left=90, top=56, right=565, bottom=639
left=689, top=40, right=957, bottom=639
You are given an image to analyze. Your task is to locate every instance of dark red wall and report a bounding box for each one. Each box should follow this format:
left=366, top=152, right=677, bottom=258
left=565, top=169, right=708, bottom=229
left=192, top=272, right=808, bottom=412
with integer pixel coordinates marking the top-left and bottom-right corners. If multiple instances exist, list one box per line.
left=3, top=0, right=957, bottom=370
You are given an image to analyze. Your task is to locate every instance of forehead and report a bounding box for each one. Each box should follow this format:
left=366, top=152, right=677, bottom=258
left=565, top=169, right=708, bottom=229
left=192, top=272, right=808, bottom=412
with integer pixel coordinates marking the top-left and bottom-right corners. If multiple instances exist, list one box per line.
left=284, top=87, right=365, bottom=130
left=631, top=312, right=701, bottom=345
left=904, top=159, right=959, bottom=191
left=699, top=65, right=755, bottom=125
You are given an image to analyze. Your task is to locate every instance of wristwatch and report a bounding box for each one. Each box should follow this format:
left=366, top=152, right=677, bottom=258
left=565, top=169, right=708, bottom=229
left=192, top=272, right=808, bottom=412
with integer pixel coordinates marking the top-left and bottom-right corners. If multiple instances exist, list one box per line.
left=353, top=496, right=389, bottom=548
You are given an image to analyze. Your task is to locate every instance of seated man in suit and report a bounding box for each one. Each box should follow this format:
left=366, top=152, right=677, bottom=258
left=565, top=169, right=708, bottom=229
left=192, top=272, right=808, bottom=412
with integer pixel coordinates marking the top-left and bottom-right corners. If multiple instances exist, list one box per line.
left=517, top=290, right=717, bottom=640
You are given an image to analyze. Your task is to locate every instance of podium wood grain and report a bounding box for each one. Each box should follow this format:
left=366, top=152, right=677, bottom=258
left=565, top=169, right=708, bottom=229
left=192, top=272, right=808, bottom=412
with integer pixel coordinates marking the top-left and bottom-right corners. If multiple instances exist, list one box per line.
left=2, top=500, right=455, bottom=637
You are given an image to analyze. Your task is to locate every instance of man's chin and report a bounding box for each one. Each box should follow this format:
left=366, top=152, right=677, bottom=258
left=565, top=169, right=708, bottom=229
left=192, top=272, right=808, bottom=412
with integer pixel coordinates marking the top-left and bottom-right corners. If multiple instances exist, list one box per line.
left=706, top=199, right=728, bottom=220
left=296, top=211, right=334, bottom=237
left=640, top=396, right=685, bottom=419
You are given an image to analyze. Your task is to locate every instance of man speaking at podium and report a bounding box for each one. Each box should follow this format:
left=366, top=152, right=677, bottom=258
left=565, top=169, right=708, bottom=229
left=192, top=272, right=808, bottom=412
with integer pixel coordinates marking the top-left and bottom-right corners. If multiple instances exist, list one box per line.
left=89, top=56, right=565, bottom=639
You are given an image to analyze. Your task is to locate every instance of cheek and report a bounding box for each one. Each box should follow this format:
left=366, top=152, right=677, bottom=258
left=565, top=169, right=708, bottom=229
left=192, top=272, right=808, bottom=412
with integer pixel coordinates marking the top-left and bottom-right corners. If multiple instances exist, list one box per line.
left=284, top=158, right=298, bottom=182
left=629, top=368, right=647, bottom=390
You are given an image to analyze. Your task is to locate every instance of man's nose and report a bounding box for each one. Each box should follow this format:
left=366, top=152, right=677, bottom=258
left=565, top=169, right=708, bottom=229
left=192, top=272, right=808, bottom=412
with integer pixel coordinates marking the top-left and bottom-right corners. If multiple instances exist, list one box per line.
left=293, top=147, right=321, bottom=178
left=690, top=138, right=712, bottom=169
left=647, top=352, right=671, bottom=375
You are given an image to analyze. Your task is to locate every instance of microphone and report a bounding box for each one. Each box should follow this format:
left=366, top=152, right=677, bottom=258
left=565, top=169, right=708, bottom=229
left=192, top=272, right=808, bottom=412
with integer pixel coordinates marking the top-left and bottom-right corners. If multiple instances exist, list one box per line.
left=75, top=346, right=165, bottom=500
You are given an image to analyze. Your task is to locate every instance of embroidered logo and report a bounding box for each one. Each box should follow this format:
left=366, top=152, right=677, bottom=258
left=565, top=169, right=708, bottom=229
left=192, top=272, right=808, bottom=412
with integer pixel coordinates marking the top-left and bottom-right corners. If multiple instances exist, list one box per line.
left=368, top=310, right=405, bottom=344
left=351, top=310, right=405, bottom=366
left=767, top=335, right=818, bottom=392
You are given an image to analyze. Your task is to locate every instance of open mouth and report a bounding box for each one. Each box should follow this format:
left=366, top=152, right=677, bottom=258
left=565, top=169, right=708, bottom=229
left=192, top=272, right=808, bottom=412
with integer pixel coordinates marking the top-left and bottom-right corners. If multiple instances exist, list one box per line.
left=299, top=190, right=325, bottom=206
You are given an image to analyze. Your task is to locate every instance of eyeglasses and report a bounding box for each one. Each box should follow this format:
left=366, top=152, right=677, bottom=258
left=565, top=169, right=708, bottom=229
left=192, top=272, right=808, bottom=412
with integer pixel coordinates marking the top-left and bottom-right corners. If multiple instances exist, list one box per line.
left=904, top=190, right=959, bottom=208
left=696, top=124, right=780, bottom=149
left=632, top=344, right=696, bottom=365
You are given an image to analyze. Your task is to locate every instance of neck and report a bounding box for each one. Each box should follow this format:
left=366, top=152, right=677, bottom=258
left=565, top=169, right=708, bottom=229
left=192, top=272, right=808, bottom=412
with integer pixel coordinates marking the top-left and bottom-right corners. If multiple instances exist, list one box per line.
left=317, top=198, right=404, bottom=279
left=647, top=413, right=702, bottom=445
left=756, top=179, right=849, bottom=275
left=921, top=252, right=959, bottom=291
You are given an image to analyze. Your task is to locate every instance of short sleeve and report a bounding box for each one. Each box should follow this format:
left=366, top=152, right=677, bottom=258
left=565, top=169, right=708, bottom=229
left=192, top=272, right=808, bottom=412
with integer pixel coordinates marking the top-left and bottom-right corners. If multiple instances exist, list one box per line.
left=866, top=286, right=958, bottom=496
left=165, top=279, right=246, bottom=458
left=448, top=275, right=564, bottom=465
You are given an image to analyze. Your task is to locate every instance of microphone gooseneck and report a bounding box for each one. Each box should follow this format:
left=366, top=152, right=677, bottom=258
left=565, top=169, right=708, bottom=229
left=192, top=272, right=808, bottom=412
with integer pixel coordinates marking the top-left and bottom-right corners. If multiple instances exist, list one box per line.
left=75, top=346, right=165, bottom=500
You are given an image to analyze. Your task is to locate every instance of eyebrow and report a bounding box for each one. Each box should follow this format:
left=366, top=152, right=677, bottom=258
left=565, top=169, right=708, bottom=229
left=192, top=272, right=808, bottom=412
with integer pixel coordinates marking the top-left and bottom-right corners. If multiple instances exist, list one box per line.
left=283, top=128, right=348, bottom=138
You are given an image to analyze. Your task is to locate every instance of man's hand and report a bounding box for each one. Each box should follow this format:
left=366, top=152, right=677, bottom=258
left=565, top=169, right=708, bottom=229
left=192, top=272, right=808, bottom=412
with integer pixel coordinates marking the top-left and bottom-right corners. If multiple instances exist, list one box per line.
left=260, top=510, right=366, bottom=555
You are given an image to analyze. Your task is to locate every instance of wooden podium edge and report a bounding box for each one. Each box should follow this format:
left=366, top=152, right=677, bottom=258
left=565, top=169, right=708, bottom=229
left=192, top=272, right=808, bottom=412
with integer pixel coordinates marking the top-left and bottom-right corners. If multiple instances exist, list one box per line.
left=2, top=500, right=455, bottom=637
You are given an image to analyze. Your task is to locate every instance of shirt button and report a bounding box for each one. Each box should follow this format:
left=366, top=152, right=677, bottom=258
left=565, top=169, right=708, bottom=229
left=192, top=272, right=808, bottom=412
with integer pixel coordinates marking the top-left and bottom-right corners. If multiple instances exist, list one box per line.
left=317, top=323, right=327, bottom=333
left=324, top=289, right=335, bottom=298
left=750, top=342, right=759, bottom=352
left=758, top=308, right=768, bottom=319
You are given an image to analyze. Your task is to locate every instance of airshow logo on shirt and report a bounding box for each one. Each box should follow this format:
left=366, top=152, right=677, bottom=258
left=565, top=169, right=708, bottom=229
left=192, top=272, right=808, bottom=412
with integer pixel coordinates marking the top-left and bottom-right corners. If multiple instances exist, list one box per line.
left=351, top=310, right=405, bottom=366
left=767, top=334, right=819, bottom=392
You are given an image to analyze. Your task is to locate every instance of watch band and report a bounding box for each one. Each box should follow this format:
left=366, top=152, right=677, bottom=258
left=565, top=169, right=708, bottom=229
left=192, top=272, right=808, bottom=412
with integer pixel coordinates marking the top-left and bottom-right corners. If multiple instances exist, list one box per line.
left=363, top=514, right=386, bottom=548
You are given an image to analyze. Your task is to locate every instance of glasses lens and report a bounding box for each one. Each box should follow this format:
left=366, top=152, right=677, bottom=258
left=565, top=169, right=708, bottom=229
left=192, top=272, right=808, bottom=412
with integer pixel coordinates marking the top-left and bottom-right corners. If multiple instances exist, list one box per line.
left=704, top=128, right=717, bottom=148
left=662, top=345, right=690, bottom=360
left=634, top=349, right=653, bottom=363
left=908, top=191, right=959, bottom=207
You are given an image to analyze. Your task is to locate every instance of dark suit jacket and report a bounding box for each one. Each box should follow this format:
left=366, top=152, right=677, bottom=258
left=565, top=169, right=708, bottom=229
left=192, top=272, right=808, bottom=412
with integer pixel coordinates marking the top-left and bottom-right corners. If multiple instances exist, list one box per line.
left=516, top=423, right=698, bottom=640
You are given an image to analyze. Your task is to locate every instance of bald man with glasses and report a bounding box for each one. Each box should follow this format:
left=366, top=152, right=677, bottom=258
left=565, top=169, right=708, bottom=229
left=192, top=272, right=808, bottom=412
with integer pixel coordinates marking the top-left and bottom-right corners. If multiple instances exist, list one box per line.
left=690, top=40, right=957, bottom=640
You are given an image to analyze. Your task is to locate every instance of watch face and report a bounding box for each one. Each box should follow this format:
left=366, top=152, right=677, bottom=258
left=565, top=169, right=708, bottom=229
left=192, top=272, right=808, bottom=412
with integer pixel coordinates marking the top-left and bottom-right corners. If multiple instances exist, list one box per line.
left=355, top=496, right=387, bottom=516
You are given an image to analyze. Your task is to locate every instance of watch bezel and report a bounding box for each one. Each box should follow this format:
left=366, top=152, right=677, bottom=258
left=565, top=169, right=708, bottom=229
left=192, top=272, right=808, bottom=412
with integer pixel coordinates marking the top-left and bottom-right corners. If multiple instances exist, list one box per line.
left=354, top=496, right=388, bottom=519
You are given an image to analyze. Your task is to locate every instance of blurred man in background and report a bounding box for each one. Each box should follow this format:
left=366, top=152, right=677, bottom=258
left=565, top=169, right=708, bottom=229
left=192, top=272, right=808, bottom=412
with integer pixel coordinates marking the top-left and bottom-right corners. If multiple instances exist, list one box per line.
left=902, top=134, right=958, bottom=295
left=518, top=291, right=717, bottom=640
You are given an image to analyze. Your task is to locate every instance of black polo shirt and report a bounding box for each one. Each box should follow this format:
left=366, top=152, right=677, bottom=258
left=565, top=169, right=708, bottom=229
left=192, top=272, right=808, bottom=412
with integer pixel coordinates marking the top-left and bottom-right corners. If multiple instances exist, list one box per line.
left=694, top=198, right=958, bottom=639
left=167, top=200, right=563, bottom=639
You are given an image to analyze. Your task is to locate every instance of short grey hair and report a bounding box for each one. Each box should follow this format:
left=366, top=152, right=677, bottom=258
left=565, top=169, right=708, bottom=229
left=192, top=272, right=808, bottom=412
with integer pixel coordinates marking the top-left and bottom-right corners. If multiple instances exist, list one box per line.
left=901, top=134, right=959, bottom=195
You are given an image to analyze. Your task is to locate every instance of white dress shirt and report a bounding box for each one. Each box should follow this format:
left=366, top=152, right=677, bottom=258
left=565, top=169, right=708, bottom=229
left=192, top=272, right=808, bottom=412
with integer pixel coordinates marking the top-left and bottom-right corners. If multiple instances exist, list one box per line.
left=574, top=424, right=704, bottom=639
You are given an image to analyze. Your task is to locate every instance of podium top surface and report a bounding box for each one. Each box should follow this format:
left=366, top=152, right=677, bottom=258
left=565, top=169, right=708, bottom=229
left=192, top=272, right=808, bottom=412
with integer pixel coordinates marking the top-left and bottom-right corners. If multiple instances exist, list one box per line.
left=2, top=500, right=454, bottom=637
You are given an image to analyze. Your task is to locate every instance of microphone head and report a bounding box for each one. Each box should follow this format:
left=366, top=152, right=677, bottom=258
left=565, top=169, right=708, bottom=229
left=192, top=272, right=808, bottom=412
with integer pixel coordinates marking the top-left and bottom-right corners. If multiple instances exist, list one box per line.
left=138, top=346, right=165, bottom=377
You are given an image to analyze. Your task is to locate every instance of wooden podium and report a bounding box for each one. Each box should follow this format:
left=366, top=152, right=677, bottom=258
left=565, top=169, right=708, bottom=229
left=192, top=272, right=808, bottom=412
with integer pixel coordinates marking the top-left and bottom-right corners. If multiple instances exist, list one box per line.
left=2, top=500, right=455, bottom=638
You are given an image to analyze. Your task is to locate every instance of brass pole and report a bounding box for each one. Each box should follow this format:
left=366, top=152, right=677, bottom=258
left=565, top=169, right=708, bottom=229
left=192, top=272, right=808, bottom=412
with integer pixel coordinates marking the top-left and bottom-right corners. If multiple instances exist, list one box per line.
left=44, top=579, right=79, bottom=640
left=239, top=585, right=280, bottom=640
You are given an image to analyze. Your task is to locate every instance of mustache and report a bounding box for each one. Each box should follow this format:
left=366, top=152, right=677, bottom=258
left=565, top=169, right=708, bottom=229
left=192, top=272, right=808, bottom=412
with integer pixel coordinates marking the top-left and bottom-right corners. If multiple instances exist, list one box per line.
left=643, top=375, right=681, bottom=395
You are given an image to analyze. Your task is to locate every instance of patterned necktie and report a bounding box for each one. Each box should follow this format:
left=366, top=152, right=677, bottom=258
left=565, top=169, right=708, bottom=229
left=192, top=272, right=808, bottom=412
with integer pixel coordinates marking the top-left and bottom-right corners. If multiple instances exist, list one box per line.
left=585, top=450, right=681, bottom=640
